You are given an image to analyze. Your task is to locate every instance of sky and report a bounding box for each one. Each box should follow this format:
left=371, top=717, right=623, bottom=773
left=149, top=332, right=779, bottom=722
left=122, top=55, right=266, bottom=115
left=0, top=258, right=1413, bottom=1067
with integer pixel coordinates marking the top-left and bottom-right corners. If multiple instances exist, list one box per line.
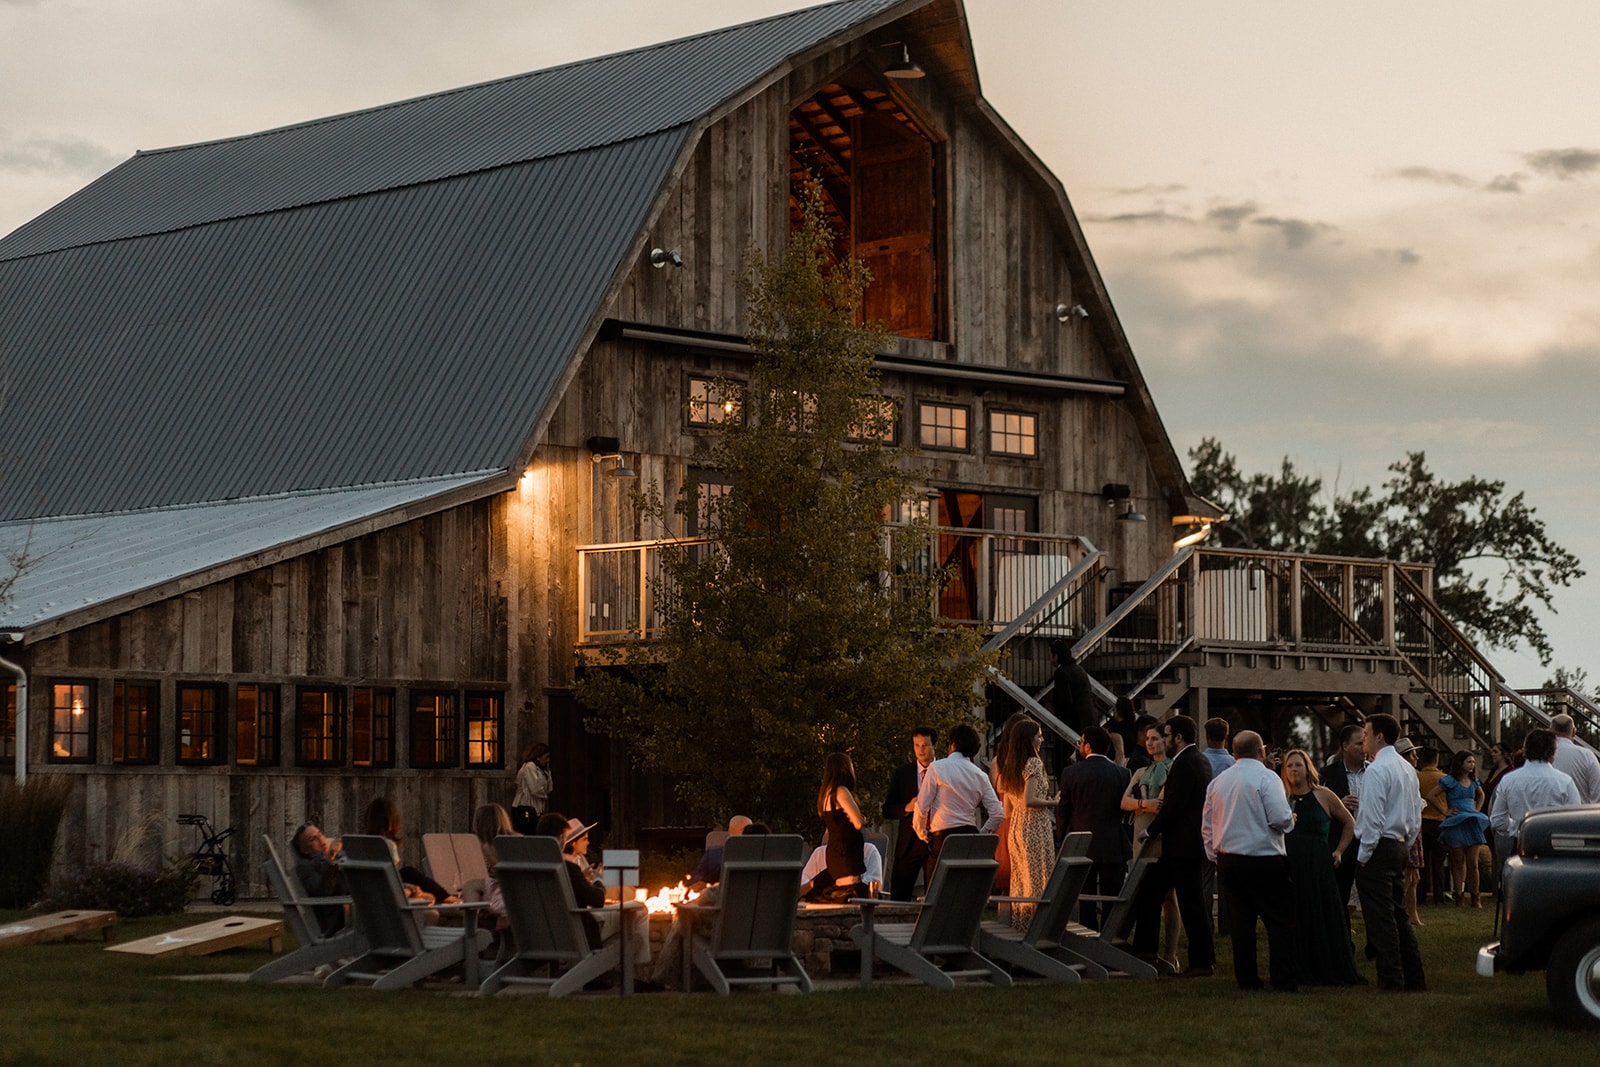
left=2, top=0, right=1596, bottom=688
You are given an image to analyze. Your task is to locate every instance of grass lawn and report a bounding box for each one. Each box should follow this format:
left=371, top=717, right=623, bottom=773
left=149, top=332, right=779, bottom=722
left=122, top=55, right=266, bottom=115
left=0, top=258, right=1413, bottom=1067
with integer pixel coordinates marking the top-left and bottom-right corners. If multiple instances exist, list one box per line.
left=0, top=902, right=1581, bottom=1065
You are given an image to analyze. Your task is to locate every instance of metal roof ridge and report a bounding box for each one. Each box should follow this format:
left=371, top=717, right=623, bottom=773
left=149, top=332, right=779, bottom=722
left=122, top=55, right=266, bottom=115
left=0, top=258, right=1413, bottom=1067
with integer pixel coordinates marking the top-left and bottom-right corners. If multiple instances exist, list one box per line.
left=0, top=470, right=505, bottom=528
left=134, top=0, right=874, bottom=159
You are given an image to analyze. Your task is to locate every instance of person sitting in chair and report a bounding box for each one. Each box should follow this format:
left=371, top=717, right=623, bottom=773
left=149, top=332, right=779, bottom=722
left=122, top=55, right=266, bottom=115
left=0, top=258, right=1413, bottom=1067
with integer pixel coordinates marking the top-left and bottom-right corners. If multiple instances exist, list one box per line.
left=291, top=822, right=346, bottom=936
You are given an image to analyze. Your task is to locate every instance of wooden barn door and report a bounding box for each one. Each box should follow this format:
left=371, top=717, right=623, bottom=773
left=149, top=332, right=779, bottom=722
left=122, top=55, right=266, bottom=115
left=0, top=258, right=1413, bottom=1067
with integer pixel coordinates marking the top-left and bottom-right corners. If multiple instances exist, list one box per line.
left=852, top=114, right=935, bottom=339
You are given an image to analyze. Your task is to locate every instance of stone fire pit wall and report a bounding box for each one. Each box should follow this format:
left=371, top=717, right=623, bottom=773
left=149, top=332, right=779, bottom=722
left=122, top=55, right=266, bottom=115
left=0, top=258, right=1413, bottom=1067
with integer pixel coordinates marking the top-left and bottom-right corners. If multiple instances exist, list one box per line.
left=646, top=902, right=923, bottom=978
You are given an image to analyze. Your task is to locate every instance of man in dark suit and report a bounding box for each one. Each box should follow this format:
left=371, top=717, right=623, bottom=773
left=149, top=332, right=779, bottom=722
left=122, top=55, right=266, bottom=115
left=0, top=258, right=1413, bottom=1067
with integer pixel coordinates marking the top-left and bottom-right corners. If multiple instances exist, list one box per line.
left=1057, top=726, right=1132, bottom=930
left=1133, top=714, right=1216, bottom=976
left=1321, top=721, right=1367, bottom=926
left=881, top=725, right=937, bottom=900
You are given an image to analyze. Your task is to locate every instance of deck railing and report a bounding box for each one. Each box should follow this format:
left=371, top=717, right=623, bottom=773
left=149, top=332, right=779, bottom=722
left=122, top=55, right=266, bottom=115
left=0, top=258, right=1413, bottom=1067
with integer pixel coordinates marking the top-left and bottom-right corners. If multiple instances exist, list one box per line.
left=576, top=527, right=1096, bottom=644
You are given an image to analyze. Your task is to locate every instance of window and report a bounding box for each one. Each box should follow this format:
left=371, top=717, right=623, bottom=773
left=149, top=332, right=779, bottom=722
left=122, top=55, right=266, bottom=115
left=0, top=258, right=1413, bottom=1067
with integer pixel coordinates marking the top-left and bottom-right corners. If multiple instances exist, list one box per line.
left=411, top=690, right=457, bottom=768
left=49, top=681, right=93, bottom=762
left=236, top=684, right=279, bottom=766
left=684, top=467, right=735, bottom=537
left=687, top=376, right=742, bottom=427
left=3, top=683, right=15, bottom=763
left=848, top=397, right=900, bottom=444
left=352, top=688, right=395, bottom=768
left=918, top=401, right=969, bottom=451
left=112, top=681, right=158, bottom=764
left=177, top=683, right=226, bottom=764
left=988, top=410, right=1038, bottom=458
left=465, top=692, right=502, bottom=768
left=297, top=687, right=345, bottom=767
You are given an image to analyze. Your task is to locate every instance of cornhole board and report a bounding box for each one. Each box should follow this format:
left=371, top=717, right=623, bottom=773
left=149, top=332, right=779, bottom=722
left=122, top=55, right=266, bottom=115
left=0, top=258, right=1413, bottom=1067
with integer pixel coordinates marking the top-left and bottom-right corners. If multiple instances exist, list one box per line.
left=106, top=915, right=284, bottom=958
left=0, top=910, right=118, bottom=948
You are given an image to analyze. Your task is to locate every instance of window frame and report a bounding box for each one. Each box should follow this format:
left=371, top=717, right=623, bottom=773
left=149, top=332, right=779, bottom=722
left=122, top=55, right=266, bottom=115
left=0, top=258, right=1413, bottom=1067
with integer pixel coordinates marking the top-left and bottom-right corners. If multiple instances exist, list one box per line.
left=987, top=407, right=1040, bottom=459
left=176, top=682, right=227, bottom=765
left=112, top=679, right=160, bottom=765
left=235, top=683, right=280, bottom=767
left=409, top=689, right=458, bottom=769
left=295, top=686, right=347, bottom=768
left=685, top=375, right=744, bottom=429
left=847, top=395, right=901, bottom=445
left=48, top=680, right=95, bottom=764
left=352, top=687, right=396, bottom=769
left=916, top=399, right=971, bottom=453
left=464, top=691, right=503, bottom=769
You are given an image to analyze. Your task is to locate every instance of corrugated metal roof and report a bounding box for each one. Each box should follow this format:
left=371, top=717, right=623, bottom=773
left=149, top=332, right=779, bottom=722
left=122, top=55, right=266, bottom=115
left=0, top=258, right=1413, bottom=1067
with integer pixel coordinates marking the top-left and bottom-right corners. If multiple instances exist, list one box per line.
left=0, top=130, right=686, bottom=520
left=0, top=474, right=494, bottom=629
left=0, top=0, right=904, bottom=260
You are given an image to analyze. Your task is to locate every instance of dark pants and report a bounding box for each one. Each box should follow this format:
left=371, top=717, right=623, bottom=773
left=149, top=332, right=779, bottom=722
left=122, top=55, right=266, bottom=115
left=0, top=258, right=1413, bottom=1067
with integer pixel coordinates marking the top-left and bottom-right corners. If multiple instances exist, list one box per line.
left=890, top=826, right=930, bottom=901
left=1357, top=838, right=1427, bottom=991
left=1133, top=856, right=1215, bottom=969
left=1077, top=861, right=1127, bottom=932
left=1334, top=848, right=1359, bottom=923
left=1217, top=853, right=1297, bottom=990
left=1421, top=820, right=1447, bottom=903
left=927, top=825, right=977, bottom=878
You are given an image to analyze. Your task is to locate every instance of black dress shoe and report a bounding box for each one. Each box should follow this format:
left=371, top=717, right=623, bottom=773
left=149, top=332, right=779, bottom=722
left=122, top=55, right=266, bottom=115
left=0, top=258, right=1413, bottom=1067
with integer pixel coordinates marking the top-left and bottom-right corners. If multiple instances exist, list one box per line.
left=1180, top=965, right=1215, bottom=978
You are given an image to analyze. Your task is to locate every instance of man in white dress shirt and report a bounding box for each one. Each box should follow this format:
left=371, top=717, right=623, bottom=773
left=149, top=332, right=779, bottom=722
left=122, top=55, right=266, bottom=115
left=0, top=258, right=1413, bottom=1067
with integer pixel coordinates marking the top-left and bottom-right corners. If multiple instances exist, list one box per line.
left=1489, top=727, right=1581, bottom=862
left=1354, top=713, right=1426, bottom=992
left=913, top=722, right=1003, bottom=871
left=1549, top=713, right=1600, bottom=803
left=1202, top=730, right=1297, bottom=992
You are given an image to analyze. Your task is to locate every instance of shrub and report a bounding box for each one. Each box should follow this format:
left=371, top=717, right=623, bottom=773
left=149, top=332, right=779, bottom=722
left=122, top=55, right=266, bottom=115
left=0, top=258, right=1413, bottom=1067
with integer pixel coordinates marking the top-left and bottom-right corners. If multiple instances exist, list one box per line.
left=36, top=860, right=197, bottom=918
left=0, top=775, right=74, bottom=908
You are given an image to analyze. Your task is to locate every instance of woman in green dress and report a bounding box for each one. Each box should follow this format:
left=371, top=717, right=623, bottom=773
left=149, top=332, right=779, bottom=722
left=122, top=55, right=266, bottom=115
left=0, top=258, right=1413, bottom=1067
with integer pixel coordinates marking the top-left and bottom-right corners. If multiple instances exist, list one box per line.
left=1120, top=721, right=1179, bottom=971
left=1280, top=749, right=1365, bottom=985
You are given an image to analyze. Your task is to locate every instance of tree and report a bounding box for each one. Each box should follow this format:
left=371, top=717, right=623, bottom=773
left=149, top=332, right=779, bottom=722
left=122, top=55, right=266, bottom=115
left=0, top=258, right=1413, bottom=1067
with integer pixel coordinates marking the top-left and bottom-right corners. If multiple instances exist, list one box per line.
left=1190, top=438, right=1583, bottom=664
left=578, top=186, right=991, bottom=832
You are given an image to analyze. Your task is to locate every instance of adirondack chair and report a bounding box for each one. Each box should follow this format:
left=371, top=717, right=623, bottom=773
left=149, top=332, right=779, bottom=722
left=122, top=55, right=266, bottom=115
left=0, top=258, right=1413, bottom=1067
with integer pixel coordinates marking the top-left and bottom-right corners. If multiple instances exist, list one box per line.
left=677, top=834, right=812, bottom=994
left=849, top=833, right=1011, bottom=990
left=322, top=835, right=490, bottom=991
left=250, top=833, right=360, bottom=983
left=979, top=832, right=1099, bottom=983
left=480, top=834, right=634, bottom=996
left=1053, top=854, right=1158, bottom=978
left=422, top=832, right=490, bottom=898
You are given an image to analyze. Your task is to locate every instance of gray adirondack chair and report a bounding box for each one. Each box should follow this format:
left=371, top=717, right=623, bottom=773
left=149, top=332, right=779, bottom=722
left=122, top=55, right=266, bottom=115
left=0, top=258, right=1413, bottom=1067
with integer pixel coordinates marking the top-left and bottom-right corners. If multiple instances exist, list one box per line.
left=250, top=833, right=359, bottom=983
left=849, top=832, right=1011, bottom=989
left=480, top=834, right=632, bottom=996
left=422, top=832, right=489, bottom=899
left=322, top=835, right=490, bottom=991
left=1054, top=854, right=1158, bottom=978
left=677, top=834, right=812, bottom=994
left=979, top=832, right=1100, bottom=982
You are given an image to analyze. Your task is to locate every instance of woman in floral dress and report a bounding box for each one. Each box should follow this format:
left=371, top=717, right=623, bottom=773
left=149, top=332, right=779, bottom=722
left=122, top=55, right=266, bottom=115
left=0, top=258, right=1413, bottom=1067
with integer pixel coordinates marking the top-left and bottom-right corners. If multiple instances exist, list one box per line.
left=994, top=718, right=1058, bottom=931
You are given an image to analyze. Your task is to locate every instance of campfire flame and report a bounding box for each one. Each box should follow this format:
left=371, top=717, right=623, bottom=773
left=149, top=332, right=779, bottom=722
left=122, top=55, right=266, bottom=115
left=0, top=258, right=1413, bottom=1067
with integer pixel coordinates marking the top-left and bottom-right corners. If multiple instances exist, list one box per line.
left=639, top=880, right=700, bottom=915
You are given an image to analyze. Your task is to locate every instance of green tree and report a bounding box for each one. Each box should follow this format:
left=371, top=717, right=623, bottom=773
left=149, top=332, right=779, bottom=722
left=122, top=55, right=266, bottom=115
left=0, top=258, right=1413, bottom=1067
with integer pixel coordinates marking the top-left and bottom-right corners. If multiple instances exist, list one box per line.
left=1190, top=438, right=1583, bottom=664
left=579, top=186, right=991, bottom=832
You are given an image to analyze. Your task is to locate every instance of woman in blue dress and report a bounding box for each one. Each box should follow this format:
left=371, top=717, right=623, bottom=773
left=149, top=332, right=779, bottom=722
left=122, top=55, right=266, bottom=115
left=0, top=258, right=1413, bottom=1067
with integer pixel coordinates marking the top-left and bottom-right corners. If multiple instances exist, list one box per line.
left=1427, top=750, right=1490, bottom=908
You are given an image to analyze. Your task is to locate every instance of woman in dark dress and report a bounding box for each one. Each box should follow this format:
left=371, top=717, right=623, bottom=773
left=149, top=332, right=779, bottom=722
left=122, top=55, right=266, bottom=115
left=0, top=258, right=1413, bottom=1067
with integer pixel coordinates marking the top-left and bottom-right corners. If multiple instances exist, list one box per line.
left=1280, top=749, right=1365, bottom=985
left=818, top=752, right=867, bottom=891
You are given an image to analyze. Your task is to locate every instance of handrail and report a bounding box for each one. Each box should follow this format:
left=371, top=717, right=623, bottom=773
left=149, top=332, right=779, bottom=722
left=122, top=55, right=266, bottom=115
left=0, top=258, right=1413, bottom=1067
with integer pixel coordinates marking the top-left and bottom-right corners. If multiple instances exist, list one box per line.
left=980, top=540, right=1100, bottom=654
left=1393, top=568, right=1506, bottom=686
left=1127, top=636, right=1196, bottom=700
left=987, top=668, right=1080, bottom=747
left=1071, top=545, right=1195, bottom=662
left=1286, top=558, right=1383, bottom=650
left=1511, top=687, right=1600, bottom=752
left=1390, top=647, right=1494, bottom=753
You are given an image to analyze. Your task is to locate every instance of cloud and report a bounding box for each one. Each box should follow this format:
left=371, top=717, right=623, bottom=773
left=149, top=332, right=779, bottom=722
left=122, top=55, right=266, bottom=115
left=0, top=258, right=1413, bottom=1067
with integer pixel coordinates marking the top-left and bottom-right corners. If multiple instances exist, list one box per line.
left=1173, top=245, right=1236, bottom=261
left=1486, top=174, right=1524, bottom=194
left=1389, top=166, right=1477, bottom=189
left=1108, top=183, right=1187, bottom=197
left=1204, top=201, right=1257, bottom=232
left=1378, top=247, right=1421, bottom=266
left=0, top=133, right=119, bottom=177
left=1084, top=209, right=1192, bottom=226
left=1251, top=216, right=1331, bottom=249
left=1523, top=147, right=1600, bottom=180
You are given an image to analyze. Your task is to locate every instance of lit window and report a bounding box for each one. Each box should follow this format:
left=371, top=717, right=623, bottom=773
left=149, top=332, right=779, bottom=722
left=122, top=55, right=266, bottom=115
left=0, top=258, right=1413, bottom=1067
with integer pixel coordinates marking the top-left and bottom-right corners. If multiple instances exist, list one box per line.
left=687, top=376, right=742, bottom=427
left=685, top=467, right=735, bottom=536
left=236, top=684, right=280, bottom=767
left=352, top=688, right=395, bottom=768
left=989, top=410, right=1038, bottom=457
left=178, top=683, right=226, bottom=764
left=848, top=397, right=899, bottom=443
left=465, top=692, right=502, bottom=768
left=411, top=691, right=457, bottom=769
left=50, top=682, right=94, bottom=762
left=918, top=401, right=969, bottom=451
left=296, top=687, right=345, bottom=767
left=113, top=681, right=159, bottom=764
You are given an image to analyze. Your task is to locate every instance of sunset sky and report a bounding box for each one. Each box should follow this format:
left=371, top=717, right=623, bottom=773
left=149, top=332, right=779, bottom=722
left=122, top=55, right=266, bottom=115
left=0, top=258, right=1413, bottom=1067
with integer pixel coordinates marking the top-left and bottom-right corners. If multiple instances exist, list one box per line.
left=4, top=0, right=1596, bottom=687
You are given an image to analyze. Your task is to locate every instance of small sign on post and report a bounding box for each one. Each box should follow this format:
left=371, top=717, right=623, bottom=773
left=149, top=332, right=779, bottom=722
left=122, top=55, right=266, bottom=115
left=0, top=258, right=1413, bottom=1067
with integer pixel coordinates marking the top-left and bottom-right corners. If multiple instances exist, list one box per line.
left=601, top=849, right=642, bottom=995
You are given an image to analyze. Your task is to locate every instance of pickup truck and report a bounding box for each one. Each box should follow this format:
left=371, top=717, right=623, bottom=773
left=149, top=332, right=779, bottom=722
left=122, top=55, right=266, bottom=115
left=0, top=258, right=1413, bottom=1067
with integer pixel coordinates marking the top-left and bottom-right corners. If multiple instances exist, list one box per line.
left=1477, top=805, right=1600, bottom=1027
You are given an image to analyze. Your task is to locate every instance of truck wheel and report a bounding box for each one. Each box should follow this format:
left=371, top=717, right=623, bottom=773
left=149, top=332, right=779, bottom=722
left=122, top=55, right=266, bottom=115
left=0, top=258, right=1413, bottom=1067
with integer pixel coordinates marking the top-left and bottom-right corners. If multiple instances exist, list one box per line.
left=1547, top=917, right=1600, bottom=1028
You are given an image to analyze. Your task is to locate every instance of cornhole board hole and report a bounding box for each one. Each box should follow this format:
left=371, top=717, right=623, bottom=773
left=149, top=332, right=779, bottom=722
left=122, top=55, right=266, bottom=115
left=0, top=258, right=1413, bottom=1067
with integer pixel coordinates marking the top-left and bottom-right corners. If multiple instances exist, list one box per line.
left=0, top=910, right=118, bottom=948
left=107, top=916, right=284, bottom=958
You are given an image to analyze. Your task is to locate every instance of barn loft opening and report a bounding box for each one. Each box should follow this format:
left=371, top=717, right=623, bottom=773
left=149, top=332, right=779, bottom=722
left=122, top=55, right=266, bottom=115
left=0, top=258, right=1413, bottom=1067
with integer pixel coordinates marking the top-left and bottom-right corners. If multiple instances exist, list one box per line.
left=789, top=71, right=942, bottom=340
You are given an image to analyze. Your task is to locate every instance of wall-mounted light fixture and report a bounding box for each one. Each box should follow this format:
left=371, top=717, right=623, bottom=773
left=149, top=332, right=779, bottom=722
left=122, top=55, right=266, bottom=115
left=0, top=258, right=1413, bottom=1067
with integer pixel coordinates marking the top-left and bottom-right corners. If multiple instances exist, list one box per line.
left=650, top=248, right=684, bottom=269
left=1056, top=303, right=1089, bottom=322
left=587, top=435, right=638, bottom=478
left=883, top=42, right=925, bottom=79
left=1101, top=482, right=1145, bottom=522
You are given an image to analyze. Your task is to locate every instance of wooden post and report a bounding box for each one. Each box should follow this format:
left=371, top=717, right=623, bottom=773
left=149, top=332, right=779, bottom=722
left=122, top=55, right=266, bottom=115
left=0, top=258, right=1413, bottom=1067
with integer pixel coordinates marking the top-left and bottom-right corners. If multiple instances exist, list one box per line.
left=1289, top=558, right=1303, bottom=649
left=1381, top=564, right=1395, bottom=653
